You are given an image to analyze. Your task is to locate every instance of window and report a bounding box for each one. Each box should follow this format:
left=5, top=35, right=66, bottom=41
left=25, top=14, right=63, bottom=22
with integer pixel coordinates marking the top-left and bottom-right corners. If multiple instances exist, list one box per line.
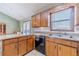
left=50, top=7, right=74, bottom=31
left=23, top=21, right=31, bottom=35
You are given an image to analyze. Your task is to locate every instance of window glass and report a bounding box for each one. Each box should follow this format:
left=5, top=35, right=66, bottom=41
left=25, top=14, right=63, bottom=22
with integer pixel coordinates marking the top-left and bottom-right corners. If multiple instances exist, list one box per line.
left=23, top=21, right=31, bottom=35
left=50, top=7, right=74, bottom=31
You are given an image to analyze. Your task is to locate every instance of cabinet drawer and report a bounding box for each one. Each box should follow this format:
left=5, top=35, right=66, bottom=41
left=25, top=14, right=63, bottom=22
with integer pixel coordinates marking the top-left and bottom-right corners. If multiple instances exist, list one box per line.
left=3, top=38, right=17, bottom=45
left=56, top=39, right=77, bottom=48
left=18, top=37, right=26, bottom=42
left=28, top=36, right=32, bottom=39
left=46, top=37, right=56, bottom=42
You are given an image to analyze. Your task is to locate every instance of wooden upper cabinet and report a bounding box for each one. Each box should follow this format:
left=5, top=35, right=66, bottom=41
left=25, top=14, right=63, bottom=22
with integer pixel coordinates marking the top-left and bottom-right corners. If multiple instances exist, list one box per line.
left=58, top=45, right=77, bottom=56
left=40, top=11, right=48, bottom=27
left=32, top=13, right=41, bottom=28
left=32, top=10, right=48, bottom=28
left=0, top=23, right=6, bottom=35
left=32, top=15, right=36, bottom=28
left=35, top=13, right=41, bottom=27
left=35, top=13, right=40, bottom=27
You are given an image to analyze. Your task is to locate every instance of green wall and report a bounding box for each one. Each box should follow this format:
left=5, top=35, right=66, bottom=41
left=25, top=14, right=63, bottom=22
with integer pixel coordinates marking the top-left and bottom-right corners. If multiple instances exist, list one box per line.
left=0, top=12, right=20, bottom=34
left=19, top=20, right=24, bottom=32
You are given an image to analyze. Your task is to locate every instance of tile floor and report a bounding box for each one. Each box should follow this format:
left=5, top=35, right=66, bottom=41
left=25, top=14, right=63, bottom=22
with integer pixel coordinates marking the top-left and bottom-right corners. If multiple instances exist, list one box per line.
left=25, top=49, right=45, bottom=56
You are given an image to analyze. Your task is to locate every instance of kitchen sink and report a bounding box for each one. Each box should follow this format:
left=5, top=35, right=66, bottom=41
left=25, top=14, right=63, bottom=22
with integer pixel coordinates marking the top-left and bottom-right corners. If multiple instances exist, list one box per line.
left=48, top=34, right=73, bottom=39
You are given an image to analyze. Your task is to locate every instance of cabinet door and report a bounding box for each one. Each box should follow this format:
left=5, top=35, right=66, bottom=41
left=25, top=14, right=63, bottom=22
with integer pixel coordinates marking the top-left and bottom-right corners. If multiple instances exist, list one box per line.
left=35, top=13, right=41, bottom=27
left=32, top=16, right=36, bottom=27
left=3, top=43, right=18, bottom=56
left=19, top=40, right=26, bottom=56
left=41, top=11, right=48, bottom=27
left=46, top=41, right=58, bottom=56
left=58, top=45, right=77, bottom=56
left=27, top=37, right=34, bottom=52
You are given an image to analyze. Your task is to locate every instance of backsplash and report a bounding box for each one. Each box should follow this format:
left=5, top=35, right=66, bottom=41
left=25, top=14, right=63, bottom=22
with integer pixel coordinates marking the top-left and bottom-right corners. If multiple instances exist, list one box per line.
left=33, top=25, right=79, bottom=39
left=32, top=13, right=79, bottom=37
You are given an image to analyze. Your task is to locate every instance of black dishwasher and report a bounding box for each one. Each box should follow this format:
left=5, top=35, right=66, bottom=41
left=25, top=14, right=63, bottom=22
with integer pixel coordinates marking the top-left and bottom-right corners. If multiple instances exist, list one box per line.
left=35, top=35, right=45, bottom=55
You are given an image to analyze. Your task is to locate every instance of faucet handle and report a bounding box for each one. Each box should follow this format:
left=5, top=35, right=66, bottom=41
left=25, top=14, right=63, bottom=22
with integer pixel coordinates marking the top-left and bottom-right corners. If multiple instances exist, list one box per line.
left=49, top=34, right=52, bottom=36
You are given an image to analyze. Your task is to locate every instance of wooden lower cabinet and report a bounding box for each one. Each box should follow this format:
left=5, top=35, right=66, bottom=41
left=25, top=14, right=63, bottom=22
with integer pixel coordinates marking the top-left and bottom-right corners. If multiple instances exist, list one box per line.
left=3, top=35, right=35, bottom=56
left=27, top=37, right=34, bottom=52
left=46, top=41, right=57, bottom=56
left=19, top=40, right=26, bottom=56
left=58, top=45, right=77, bottom=56
left=3, top=43, right=18, bottom=56
left=46, top=37, right=78, bottom=56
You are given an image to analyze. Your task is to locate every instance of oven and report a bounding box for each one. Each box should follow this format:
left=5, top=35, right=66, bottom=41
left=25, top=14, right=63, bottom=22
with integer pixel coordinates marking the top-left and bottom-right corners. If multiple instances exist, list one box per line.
left=35, top=35, right=45, bottom=55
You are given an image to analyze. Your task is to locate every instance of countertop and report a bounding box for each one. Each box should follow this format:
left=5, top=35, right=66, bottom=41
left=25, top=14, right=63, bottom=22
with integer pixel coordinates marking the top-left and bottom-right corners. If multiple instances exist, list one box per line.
left=34, top=33, right=79, bottom=42
left=0, top=34, right=27, bottom=40
left=47, top=35, right=79, bottom=42
left=0, top=33, right=79, bottom=42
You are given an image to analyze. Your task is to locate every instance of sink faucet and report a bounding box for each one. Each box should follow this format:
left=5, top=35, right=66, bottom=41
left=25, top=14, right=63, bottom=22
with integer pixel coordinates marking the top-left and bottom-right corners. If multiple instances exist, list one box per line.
left=63, top=32, right=67, bottom=35
left=58, top=34, right=61, bottom=37
left=63, top=32, right=73, bottom=38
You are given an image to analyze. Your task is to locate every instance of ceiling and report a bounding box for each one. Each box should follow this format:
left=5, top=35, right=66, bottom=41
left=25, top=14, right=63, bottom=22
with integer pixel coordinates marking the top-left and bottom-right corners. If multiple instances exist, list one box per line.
left=0, top=3, right=63, bottom=21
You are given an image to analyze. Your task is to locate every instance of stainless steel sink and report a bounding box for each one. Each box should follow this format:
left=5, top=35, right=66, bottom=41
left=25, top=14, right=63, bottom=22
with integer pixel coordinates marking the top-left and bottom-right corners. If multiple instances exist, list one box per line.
left=48, top=34, right=73, bottom=39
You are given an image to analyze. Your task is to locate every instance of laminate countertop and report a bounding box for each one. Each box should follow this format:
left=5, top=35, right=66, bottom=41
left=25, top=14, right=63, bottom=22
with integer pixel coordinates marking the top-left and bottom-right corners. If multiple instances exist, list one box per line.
left=0, top=34, right=27, bottom=40
left=34, top=33, right=79, bottom=42
left=47, top=35, right=79, bottom=42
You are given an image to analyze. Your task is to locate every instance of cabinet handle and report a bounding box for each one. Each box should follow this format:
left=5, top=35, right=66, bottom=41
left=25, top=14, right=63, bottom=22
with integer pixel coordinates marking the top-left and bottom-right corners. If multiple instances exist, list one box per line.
left=55, top=46, right=57, bottom=49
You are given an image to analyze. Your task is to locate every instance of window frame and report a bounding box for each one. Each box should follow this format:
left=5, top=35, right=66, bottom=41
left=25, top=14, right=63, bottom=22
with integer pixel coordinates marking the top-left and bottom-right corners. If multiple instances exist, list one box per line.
left=50, top=6, right=75, bottom=31
left=23, top=20, right=31, bottom=35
